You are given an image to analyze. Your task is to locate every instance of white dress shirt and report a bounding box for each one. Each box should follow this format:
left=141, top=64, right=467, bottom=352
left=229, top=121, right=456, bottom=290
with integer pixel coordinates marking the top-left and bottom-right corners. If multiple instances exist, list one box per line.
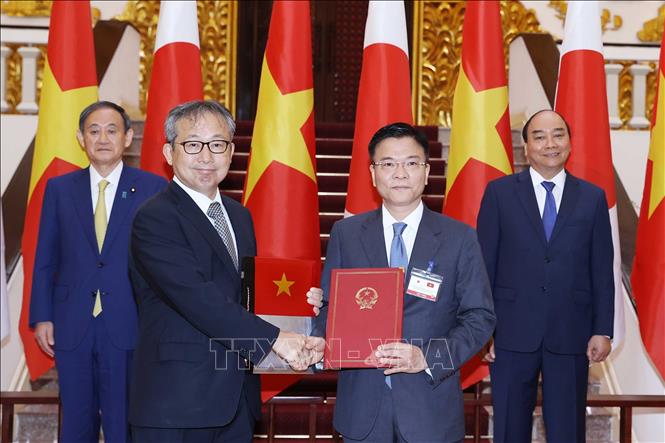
left=90, top=162, right=123, bottom=222
left=173, top=176, right=238, bottom=254
left=381, top=201, right=424, bottom=265
left=529, top=167, right=566, bottom=216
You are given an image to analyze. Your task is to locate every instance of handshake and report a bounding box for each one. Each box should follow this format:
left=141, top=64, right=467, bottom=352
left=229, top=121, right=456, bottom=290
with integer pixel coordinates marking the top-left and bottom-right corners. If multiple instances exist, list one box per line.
left=269, top=286, right=325, bottom=371
left=272, top=332, right=326, bottom=371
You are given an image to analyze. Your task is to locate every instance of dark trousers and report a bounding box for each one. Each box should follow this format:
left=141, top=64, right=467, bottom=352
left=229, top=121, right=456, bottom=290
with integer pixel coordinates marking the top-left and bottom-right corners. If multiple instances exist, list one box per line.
left=342, top=384, right=460, bottom=443
left=490, top=344, right=589, bottom=443
left=131, top=390, right=255, bottom=443
left=55, top=315, right=133, bottom=443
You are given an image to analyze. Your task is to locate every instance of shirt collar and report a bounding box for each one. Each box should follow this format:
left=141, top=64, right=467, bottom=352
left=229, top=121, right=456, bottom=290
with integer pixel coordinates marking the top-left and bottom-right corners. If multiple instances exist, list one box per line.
left=90, top=161, right=123, bottom=187
left=529, top=167, right=566, bottom=190
left=173, top=176, right=222, bottom=214
left=381, top=201, right=424, bottom=231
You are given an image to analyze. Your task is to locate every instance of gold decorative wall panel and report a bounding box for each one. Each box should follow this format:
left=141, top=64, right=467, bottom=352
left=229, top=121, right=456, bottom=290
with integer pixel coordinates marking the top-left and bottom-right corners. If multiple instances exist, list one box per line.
left=412, top=1, right=543, bottom=127
left=115, top=0, right=237, bottom=117
left=548, top=1, right=623, bottom=33
left=637, top=4, right=665, bottom=42
left=645, top=61, right=658, bottom=124
left=4, top=45, right=22, bottom=113
left=0, top=0, right=52, bottom=16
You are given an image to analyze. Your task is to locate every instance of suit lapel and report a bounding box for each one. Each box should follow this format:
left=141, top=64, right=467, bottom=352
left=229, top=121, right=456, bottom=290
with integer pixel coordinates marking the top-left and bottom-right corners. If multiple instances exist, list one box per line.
left=170, top=183, right=240, bottom=281
left=409, top=208, right=443, bottom=276
left=516, top=169, right=547, bottom=247
left=548, top=172, right=580, bottom=245
left=102, top=167, right=137, bottom=255
left=72, top=168, right=99, bottom=255
left=223, top=195, right=251, bottom=261
left=360, top=209, right=389, bottom=268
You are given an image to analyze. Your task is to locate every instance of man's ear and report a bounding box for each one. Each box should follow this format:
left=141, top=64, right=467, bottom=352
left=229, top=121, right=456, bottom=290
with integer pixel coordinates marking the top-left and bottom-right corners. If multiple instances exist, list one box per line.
left=369, top=164, right=377, bottom=187
left=76, top=130, right=85, bottom=149
left=124, top=128, right=135, bottom=148
left=163, top=143, right=174, bottom=165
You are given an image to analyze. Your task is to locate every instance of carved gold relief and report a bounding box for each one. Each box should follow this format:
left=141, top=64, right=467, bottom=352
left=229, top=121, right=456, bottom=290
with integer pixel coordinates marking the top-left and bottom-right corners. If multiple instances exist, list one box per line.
left=645, top=61, right=658, bottom=123
left=413, top=1, right=542, bottom=127
left=617, top=61, right=634, bottom=129
left=637, top=4, right=665, bottom=42
left=115, top=0, right=237, bottom=117
left=5, top=45, right=22, bottom=113
left=198, top=1, right=236, bottom=114
left=3, top=44, right=46, bottom=114
left=548, top=1, right=623, bottom=33
left=610, top=60, right=659, bottom=130
left=0, top=0, right=52, bottom=16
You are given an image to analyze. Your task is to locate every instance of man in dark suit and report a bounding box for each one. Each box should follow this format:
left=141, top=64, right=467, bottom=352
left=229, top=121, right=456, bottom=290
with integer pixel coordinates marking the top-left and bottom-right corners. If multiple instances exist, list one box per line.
left=30, top=101, right=167, bottom=443
left=311, top=123, right=495, bottom=442
left=477, top=110, right=614, bottom=443
left=128, top=100, right=323, bottom=443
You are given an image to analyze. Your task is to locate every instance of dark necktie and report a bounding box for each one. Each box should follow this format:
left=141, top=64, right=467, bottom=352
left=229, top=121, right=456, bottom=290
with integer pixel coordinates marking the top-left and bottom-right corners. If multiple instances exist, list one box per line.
left=207, top=202, right=239, bottom=269
left=541, top=181, right=557, bottom=241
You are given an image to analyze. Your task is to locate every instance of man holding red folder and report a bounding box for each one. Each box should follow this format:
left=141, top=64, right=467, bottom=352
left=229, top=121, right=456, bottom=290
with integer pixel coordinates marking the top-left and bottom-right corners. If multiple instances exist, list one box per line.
left=313, top=123, right=495, bottom=442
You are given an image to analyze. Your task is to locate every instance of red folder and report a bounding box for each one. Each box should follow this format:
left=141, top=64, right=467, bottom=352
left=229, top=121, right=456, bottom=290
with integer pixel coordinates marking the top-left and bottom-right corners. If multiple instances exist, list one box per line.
left=324, top=268, right=404, bottom=369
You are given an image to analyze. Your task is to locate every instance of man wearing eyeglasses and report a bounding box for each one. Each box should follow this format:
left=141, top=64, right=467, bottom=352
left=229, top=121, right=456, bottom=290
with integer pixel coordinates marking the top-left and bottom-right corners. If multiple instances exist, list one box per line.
left=128, top=100, right=323, bottom=443
left=312, top=122, right=495, bottom=442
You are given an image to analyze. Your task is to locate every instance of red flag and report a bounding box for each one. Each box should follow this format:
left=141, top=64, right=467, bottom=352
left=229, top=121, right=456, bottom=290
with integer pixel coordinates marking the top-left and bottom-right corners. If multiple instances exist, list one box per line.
left=19, top=0, right=99, bottom=380
left=140, top=0, right=203, bottom=179
left=632, top=25, right=665, bottom=379
left=554, top=1, right=625, bottom=345
left=444, top=1, right=513, bottom=388
left=242, top=0, right=320, bottom=402
left=344, top=0, right=412, bottom=215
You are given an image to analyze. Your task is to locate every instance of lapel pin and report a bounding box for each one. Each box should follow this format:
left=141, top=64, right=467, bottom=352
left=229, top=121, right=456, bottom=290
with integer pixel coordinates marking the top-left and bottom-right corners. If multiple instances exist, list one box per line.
left=130, top=187, right=136, bottom=193
left=122, top=191, right=127, bottom=199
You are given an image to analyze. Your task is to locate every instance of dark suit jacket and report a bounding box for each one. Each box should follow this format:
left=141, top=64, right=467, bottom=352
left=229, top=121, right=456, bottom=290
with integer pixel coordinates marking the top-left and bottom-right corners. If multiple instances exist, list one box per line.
left=314, top=206, right=495, bottom=442
left=128, top=182, right=280, bottom=429
left=476, top=169, right=614, bottom=354
left=29, top=165, right=167, bottom=350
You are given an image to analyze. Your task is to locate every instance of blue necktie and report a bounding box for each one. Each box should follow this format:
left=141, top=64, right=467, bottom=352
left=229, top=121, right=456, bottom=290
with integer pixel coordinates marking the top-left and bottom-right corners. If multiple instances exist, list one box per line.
left=541, top=181, right=557, bottom=241
left=390, top=222, right=408, bottom=271
left=385, top=222, right=408, bottom=388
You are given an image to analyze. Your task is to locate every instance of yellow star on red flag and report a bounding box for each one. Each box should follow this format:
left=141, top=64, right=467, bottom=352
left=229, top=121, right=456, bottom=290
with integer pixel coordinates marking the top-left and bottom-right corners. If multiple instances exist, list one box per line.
left=273, top=273, right=295, bottom=296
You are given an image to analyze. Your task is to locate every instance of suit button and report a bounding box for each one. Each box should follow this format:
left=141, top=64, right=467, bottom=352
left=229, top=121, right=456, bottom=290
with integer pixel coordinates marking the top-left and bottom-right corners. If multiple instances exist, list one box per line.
left=541, top=286, right=547, bottom=292
left=97, top=262, right=104, bottom=268
left=544, top=257, right=550, bottom=263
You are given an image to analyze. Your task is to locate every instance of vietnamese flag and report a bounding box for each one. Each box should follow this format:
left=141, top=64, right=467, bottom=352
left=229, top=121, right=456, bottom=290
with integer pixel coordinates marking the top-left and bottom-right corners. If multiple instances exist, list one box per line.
left=555, top=1, right=625, bottom=345
left=632, top=25, right=665, bottom=379
left=140, top=0, right=203, bottom=179
left=445, top=1, right=513, bottom=389
left=19, top=0, right=99, bottom=380
left=252, top=258, right=319, bottom=317
left=242, top=0, right=320, bottom=402
left=345, top=0, right=413, bottom=216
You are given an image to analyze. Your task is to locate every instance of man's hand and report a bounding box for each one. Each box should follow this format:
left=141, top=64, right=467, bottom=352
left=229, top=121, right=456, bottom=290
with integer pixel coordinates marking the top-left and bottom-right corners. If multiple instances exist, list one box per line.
left=304, top=336, right=325, bottom=366
left=272, top=331, right=308, bottom=371
left=34, top=321, right=55, bottom=357
left=587, top=335, right=611, bottom=363
left=482, top=338, right=495, bottom=363
left=375, top=342, right=428, bottom=375
left=307, top=287, right=323, bottom=316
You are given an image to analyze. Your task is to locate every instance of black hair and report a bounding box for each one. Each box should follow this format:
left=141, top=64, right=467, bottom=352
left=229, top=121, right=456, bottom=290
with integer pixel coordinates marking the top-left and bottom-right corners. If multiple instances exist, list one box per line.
left=522, top=109, right=571, bottom=143
left=78, top=101, right=132, bottom=133
left=368, top=122, right=429, bottom=161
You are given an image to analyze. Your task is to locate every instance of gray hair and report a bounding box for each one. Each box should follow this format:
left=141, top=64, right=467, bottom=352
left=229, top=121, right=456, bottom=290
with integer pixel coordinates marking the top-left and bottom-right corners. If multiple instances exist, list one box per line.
left=164, top=100, right=236, bottom=145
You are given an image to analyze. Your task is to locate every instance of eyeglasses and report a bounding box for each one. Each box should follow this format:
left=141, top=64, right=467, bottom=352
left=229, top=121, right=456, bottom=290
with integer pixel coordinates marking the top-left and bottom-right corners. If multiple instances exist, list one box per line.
left=372, top=160, right=428, bottom=171
left=176, top=140, right=232, bottom=155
